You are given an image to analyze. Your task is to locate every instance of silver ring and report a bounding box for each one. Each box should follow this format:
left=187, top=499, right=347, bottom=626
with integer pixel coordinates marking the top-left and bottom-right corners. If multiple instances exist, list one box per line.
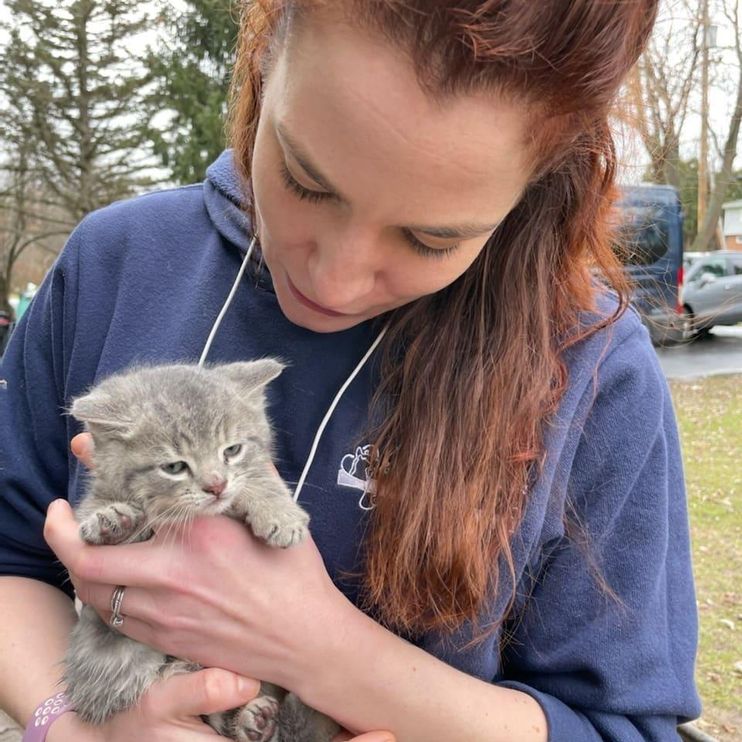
left=109, top=585, right=126, bottom=628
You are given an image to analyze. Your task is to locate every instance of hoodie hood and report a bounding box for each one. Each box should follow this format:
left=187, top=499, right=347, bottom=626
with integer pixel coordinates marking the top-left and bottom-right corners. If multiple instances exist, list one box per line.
left=204, top=149, right=254, bottom=255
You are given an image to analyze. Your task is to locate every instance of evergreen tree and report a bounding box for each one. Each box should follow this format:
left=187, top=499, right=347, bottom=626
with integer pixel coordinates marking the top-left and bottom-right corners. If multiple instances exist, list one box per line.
left=0, top=0, right=160, bottom=224
left=144, top=0, right=241, bottom=184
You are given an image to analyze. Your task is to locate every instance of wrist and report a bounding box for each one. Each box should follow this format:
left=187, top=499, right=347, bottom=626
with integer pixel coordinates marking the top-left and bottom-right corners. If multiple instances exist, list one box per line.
left=44, top=711, right=76, bottom=742
left=46, top=712, right=100, bottom=742
left=22, top=692, right=75, bottom=742
left=293, top=589, right=385, bottom=708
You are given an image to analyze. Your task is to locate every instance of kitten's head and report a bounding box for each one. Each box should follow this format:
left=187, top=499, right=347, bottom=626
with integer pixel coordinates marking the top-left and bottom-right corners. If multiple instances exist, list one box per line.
left=70, top=360, right=285, bottom=520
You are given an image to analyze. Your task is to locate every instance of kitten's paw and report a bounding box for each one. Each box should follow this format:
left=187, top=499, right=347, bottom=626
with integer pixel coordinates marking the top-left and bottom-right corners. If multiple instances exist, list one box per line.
left=249, top=503, right=310, bottom=549
left=78, top=502, right=146, bottom=545
left=233, top=694, right=280, bottom=742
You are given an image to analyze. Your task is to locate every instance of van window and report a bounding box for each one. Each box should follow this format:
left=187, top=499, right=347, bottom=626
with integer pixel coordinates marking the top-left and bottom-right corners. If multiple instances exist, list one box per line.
left=613, top=206, right=670, bottom=266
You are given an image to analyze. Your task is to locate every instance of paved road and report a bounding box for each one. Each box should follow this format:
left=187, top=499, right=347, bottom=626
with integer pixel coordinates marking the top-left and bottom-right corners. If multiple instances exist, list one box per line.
left=655, top=325, right=742, bottom=380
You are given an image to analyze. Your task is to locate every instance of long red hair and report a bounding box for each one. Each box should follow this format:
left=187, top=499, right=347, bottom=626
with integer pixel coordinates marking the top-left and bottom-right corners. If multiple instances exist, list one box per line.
left=228, top=0, right=658, bottom=637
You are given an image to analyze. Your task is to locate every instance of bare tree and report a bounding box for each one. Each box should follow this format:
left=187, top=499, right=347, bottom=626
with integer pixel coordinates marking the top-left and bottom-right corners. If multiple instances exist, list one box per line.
left=691, top=0, right=742, bottom=251
left=623, top=0, right=701, bottom=189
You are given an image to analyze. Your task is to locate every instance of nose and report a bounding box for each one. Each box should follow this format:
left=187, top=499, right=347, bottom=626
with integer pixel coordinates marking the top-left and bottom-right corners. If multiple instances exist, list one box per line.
left=309, top=223, right=379, bottom=308
left=202, top=476, right=226, bottom=498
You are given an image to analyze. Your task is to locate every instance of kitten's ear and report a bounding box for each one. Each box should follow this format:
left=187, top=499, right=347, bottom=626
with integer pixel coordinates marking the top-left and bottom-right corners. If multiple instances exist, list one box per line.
left=69, top=389, right=136, bottom=439
left=219, top=359, right=285, bottom=398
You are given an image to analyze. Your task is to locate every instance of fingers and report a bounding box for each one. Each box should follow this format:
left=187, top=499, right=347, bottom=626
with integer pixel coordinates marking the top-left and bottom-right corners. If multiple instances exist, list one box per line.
left=71, top=432, right=95, bottom=469
left=44, top=499, right=153, bottom=586
left=148, top=668, right=261, bottom=718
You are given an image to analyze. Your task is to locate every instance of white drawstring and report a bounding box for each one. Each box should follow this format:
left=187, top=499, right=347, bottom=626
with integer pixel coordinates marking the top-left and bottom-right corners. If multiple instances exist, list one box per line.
left=198, top=235, right=256, bottom=368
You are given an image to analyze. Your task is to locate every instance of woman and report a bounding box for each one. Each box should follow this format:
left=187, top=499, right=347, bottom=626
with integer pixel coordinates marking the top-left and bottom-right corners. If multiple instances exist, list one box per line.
left=0, top=1, right=701, bottom=740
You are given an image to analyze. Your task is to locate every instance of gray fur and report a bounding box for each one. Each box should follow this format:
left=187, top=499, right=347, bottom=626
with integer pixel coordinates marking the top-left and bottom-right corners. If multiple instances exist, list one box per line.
left=63, top=361, right=340, bottom=741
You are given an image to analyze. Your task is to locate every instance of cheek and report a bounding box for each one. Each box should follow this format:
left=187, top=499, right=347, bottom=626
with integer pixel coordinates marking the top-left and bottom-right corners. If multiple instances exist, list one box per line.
left=251, top=126, right=318, bottom=262
left=138, top=474, right=187, bottom=510
left=384, top=241, right=487, bottom=302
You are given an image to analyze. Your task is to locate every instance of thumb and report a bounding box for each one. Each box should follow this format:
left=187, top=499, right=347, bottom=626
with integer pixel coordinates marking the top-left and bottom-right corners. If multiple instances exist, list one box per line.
left=333, top=733, right=396, bottom=742
left=71, top=432, right=95, bottom=469
left=152, top=668, right=261, bottom=718
left=44, top=498, right=83, bottom=563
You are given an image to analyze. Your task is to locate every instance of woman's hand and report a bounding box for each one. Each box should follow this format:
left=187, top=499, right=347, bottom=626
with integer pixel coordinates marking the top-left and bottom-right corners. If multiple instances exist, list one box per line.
left=45, top=435, right=353, bottom=691
left=48, top=668, right=261, bottom=741
left=45, top=435, right=394, bottom=742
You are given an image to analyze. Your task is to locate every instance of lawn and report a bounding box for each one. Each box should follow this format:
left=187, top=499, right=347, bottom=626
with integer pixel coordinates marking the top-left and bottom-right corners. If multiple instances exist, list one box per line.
left=669, top=374, right=741, bottom=741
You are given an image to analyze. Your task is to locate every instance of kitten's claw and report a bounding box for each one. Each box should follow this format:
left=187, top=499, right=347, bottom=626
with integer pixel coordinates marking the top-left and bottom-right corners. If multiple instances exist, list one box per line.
left=78, top=502, right=146, bottom=545
left=233, top=695, right=280, bottom=742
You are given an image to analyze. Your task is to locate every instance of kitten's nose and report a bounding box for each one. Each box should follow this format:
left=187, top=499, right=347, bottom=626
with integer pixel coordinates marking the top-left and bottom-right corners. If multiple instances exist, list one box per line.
left=202, top=476, right=226, bottom=498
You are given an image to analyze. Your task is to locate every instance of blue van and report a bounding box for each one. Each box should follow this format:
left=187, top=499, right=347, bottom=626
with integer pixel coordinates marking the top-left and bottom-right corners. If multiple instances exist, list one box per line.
left=614, top=184, right=685, bottom=345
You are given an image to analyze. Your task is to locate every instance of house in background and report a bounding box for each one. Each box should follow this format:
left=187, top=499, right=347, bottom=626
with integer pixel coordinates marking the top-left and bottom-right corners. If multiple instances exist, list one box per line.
left=722, top=199, right=742, bottom=251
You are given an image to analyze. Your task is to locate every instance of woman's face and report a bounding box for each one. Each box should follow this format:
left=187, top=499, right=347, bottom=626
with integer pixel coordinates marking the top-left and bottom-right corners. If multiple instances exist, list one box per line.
left=250, top=14, right=533, bottom=333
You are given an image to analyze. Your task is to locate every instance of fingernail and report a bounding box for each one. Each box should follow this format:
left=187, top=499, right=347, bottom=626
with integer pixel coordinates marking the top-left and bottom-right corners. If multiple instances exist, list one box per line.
left=237, top=677, right=260, bottom=695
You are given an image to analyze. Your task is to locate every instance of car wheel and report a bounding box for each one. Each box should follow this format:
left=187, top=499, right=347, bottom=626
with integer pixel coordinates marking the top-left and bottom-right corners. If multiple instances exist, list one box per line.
left=682, top=307, right=711, bottom=340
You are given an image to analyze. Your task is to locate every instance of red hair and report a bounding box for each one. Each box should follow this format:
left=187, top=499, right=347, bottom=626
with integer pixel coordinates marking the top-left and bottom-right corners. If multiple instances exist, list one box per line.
left=228, top=0, right=658, bottom=636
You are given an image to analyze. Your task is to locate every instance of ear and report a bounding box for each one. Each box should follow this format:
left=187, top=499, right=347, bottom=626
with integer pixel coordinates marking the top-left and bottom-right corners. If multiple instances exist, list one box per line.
left=218, top=359, right=285, bottom=398
left=69, top=389, right=136, bottom=439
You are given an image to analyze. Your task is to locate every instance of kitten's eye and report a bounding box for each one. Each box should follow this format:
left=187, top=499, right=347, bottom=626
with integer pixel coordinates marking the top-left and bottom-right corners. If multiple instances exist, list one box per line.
left=161, top=461, right=188, bottom=475
left=223, top=444, right=243, bottom=462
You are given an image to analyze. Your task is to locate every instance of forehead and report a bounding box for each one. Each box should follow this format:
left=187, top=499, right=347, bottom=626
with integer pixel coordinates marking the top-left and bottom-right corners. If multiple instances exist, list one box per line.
left=270, top=14, right=533, bottom=223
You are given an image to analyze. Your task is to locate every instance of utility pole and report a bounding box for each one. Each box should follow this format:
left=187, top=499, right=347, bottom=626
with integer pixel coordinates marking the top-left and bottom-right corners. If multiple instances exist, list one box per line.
left=698, top=0, right=710, bottom=242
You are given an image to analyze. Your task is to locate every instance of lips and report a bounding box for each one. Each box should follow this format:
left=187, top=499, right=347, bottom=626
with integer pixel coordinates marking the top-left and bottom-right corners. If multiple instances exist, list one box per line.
left=286, top=275, right=350, bottom=317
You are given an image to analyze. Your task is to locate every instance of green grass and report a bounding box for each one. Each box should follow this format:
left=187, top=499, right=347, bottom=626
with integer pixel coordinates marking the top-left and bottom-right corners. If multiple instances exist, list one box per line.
left=669, top=375, right=742, bottom=741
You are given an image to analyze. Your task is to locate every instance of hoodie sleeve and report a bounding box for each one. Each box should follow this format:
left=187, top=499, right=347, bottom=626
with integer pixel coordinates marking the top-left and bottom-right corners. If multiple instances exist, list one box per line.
left=0, top=222, right=86, bottom=599
left=495, top=327, right=701, bottom=741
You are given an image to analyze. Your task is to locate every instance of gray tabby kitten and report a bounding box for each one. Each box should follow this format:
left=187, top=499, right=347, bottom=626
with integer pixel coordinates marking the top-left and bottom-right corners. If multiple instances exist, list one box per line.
left=63, top=360, right=341, bottom=742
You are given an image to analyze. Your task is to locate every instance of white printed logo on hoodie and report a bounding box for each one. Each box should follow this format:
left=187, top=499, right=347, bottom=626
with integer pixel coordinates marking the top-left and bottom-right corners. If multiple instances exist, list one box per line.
left=337, top=444, right=376, bottom=511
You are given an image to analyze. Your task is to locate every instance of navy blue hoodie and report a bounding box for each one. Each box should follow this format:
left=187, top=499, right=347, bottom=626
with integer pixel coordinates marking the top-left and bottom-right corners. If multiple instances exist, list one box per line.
left=0, top=150, right=701, bottom=739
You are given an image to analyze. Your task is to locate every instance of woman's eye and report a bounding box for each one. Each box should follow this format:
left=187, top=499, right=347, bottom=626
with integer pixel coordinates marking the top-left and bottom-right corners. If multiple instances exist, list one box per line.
left=279, top=163, right=334, bottom=204
left=401, top=228, right=460, bottom=259
left=161, top=461, right=188, bottom=475
left=224, top=444, right=243, bottom=461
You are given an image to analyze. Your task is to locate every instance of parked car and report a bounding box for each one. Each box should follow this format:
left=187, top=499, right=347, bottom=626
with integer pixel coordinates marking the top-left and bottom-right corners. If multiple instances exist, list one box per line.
left=614, top=184, right=685, bottom=345
left=681, top=250, right=742, bottom=336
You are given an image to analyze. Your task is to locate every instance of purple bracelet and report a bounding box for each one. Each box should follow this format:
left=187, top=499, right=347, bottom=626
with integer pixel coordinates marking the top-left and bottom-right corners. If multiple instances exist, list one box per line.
left=22, top=691, right=75, bottom=742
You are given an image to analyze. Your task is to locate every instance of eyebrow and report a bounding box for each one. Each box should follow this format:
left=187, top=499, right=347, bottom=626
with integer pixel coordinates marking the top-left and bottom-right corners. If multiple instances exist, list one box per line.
left=275, top=123, right=502, bottom=241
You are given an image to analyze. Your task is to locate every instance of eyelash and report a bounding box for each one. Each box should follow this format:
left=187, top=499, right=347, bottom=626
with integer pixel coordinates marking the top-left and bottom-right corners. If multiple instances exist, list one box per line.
left=278, top=163, right=460, bottom=259
left=279, top=162, right=332, bottom=205
left=400, top=230, right=461, bottom=259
